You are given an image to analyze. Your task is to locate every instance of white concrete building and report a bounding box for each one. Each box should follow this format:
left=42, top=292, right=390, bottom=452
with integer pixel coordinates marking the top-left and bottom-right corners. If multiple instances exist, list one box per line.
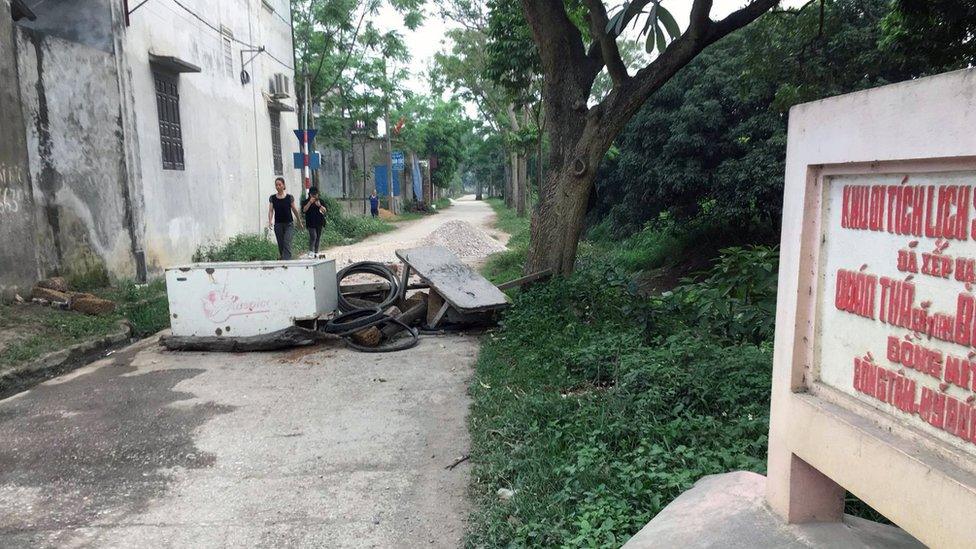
left=0, top=0, right=300, bottom=293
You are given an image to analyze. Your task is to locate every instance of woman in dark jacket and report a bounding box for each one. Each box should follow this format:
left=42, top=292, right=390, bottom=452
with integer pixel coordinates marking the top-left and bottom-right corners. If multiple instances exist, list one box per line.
left=302, top=186, right=327, bottom=256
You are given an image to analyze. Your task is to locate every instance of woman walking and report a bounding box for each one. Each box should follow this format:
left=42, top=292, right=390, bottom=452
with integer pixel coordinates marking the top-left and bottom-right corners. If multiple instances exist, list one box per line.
left=267, top=177, right=302, bottom=260
left=302, top=186, right=327, bottom=256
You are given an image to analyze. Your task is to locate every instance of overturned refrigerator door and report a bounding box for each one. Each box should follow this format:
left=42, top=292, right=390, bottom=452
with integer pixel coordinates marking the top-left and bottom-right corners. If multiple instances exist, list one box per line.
left=164, top=259, right=338, bottom=338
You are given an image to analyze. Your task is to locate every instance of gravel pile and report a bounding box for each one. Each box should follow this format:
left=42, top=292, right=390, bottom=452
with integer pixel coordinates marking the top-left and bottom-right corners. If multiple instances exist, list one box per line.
left=421, top=220, right=507, bottom=259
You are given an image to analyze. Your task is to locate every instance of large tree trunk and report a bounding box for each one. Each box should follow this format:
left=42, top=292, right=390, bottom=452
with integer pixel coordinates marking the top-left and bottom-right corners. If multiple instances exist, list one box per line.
left=515, top=152, right=527, bottom=217
left=525, top=139, right=609, bottom=275
left=505, top=152, right=518, bottom=208
left=518, top=0, right=778, bottom=276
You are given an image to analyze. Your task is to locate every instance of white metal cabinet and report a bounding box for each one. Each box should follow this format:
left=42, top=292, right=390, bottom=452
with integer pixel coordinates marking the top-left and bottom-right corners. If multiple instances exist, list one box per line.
left=165, top=259, right=337, bottom=337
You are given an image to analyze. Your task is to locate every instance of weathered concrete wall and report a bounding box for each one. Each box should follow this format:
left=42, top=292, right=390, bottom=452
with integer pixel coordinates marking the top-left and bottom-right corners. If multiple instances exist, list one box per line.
left=317, top=147, right=346, bottom=198
left=0, top=1, right=41, bottom=295
left=14, top=0, right=114, bottom=52
left=123, top=0, right=300, bottom=269
left=16, top=27, right=137, bottom=281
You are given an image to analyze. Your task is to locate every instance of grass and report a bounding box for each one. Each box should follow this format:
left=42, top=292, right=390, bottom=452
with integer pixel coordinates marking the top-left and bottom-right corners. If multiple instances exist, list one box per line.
left=468, top=203, right=890, bottom=546
left=466, top=260, right=773, bottom=547
left=482, top=198, right=531, bottom=285
left=194, top=195, right=395, bottom=261
left=434, top=197, right=453, bottom=211
left=0, top=278, right=170, bottom=374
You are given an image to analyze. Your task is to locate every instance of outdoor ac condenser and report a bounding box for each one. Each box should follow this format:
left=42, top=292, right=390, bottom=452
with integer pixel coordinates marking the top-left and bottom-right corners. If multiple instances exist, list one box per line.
left=165, top=259, right=338, bottom=338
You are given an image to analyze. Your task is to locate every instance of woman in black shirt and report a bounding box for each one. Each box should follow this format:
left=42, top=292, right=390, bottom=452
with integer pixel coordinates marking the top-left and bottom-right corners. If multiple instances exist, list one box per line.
left=302, top=186, right=327, bottom=256
left=267, top=177, right=303, bottom=260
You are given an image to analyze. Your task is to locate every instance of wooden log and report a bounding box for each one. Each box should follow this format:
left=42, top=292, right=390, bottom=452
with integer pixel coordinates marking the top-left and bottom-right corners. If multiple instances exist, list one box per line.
left=381, top=298, right=428, bottom=338
left=427, top=290, right=445, bottom=326
left=497, top=269, right=553, bottom=291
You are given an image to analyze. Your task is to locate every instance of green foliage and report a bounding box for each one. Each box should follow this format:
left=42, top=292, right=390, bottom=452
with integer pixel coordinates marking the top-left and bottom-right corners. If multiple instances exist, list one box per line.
left=393, top=96, right=473, bottom=188
left=66, top=263, right=111, bottom=292
left=0, top=277, right=170, bottom=370
left=194, top=196, right=393, bottom=262
left=591, top=0, right=967, bottom=238
left=484, top=0, right=539, bottom=102
left=651, top=246, right=779, bottom=346
left=482, top=198, right=531, bottom=285
left=193, top=234, right=279, bottom=262
left=467, top=246, right=776, bottom=547
left=882, top=0, right=976, bottom=69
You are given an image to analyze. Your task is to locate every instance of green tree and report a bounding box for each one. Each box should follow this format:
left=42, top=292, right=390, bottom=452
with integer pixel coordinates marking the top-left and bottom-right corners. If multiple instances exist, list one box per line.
left=291, top=0, right=419, bottom=150
left=882, top=1, right=976, bottom=69
left=393, top=97, right=474, bottom=190
left=506, top=0, right=779, bottom=275
left=590, top=0, right=964, bottom=239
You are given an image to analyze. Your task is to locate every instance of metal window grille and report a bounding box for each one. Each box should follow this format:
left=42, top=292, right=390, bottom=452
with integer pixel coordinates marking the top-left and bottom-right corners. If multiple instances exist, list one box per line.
left=223, top=36, right=233, bottom=78
left=270, top=111, right=283, bottom=175
left=153, top=70, right=185, bottom=170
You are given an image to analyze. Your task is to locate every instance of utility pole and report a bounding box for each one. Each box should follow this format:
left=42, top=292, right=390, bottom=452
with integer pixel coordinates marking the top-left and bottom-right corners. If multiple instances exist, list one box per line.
left=362, top=95, right=369, bottom=215
left=383, top=57, right=395, bottom=215
left=302, top=71, right=311, bottom=197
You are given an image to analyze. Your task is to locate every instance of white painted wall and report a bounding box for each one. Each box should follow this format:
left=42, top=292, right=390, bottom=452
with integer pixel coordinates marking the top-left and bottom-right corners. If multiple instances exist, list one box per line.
left=122, top=0, right=300, bottom=270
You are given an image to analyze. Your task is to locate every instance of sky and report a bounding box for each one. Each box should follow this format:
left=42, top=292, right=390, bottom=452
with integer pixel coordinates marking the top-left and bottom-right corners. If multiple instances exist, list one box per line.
left=373, top=1, right=806, bottom=129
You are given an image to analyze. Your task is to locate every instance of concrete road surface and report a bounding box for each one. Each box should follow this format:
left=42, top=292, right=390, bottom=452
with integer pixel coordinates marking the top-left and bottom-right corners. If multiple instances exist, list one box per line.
left=0, top=332, right=479, bottom=548
left=326, top=195, right=508, bottom=266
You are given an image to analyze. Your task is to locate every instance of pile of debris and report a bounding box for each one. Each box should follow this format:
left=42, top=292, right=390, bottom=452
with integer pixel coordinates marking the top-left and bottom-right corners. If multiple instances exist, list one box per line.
left=26, top=277, right=116, bottom=316
left=421, top=220, right=506, bottom=259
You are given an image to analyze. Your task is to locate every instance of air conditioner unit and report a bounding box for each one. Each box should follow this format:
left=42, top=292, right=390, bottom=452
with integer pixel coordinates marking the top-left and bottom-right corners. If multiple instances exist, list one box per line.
left=271, top=73, right=290, bottom=98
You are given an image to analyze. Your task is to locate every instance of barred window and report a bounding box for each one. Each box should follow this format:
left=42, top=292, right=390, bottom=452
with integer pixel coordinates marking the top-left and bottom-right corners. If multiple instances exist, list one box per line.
left=270, top=111, right=283, bottom=175
left=223, top=36, right=234, bottom=78
left=153, top=70, right=185, bottom=170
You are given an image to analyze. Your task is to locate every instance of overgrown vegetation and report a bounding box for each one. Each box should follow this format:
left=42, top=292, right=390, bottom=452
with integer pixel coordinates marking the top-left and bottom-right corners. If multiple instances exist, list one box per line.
left=0, top=278, right=169, bottom=373
left=590, top=0, right=967, bottom=239
left=469, top=231, right=777, bottom=546
left=482, top=198, right=530, bottom=285
left=193, top=195, right=393, bottom=261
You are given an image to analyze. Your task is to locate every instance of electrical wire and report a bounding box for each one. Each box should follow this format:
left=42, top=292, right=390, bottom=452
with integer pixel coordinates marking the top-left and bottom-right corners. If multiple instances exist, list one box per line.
left=162, top=0, right=295, bottom=70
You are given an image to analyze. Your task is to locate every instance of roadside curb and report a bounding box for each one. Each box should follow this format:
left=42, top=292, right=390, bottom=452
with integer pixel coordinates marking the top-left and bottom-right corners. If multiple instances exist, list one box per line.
left=0, top=320, right=133, bottom=399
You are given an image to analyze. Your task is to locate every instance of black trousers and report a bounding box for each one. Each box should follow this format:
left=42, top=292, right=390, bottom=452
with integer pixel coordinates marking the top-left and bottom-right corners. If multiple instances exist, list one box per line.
left=307, top=226, right=322, bottom=253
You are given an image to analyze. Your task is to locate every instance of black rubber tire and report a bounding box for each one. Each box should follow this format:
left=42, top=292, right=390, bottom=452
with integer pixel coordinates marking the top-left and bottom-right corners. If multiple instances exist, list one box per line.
left=324, top=307, right=384, bottom=336
left=336, top=262, right=400, bottom=312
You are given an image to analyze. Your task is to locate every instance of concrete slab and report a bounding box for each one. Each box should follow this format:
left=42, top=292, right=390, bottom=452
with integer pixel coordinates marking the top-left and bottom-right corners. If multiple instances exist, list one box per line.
left=624, top=471, right=923, bottom=548
left=0, top=333, right=478, bottom=548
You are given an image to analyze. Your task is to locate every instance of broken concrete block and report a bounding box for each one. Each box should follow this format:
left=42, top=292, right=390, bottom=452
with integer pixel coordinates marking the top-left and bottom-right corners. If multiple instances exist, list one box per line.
left=35, top=276, right=69, bottom=293
left=32, top=287, right=69, bottom=303
left=70, top=296, right=116, bottom=316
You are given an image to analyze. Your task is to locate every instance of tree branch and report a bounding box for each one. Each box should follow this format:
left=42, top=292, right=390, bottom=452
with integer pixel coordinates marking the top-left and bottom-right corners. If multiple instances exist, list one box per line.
left=584, top=0, right=629, bottom=87
left=309, top=5, right=370, bottom=105
left=705, top=0, right=778, bottom=44
left=597, top=0, right=777, bottom=141
left=688, top=0, right=714, bottom=39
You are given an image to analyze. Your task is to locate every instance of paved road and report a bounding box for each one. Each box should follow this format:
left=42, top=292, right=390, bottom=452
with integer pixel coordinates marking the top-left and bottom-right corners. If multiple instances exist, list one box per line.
left=0, top=198, right=505, bottom=548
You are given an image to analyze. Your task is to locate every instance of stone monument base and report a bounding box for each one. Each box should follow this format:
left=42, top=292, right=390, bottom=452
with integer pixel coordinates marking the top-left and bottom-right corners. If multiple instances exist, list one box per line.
left=623, top=471, right=922, bottom=548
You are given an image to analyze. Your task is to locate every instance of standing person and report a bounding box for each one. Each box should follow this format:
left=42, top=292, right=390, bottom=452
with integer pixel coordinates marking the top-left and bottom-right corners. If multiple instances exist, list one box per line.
left=302, top=186, right=327, bottom=256
left=369, top=191, right=379, bottom=218
left=267, top=177, right=302, bottom=260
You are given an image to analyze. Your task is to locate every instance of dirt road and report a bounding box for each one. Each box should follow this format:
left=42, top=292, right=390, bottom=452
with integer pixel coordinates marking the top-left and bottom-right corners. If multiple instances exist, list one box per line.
left=327, top=195, right=508, bottom=266
left=0, top=198, right=508, bottom=548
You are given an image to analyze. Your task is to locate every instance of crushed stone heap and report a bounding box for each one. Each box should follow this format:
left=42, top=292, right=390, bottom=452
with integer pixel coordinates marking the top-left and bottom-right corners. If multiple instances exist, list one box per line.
left=421, top=220, right=507, bottom=259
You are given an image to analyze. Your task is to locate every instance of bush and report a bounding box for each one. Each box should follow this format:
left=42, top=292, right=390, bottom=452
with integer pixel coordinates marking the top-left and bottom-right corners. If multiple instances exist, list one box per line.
left=193, top=233, right=278, bottom=262
left=193, top=196, right=394, bottom=261
left=648, top=245, right=779, bottom=345
left=467, top=257, right=773, bottom=547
